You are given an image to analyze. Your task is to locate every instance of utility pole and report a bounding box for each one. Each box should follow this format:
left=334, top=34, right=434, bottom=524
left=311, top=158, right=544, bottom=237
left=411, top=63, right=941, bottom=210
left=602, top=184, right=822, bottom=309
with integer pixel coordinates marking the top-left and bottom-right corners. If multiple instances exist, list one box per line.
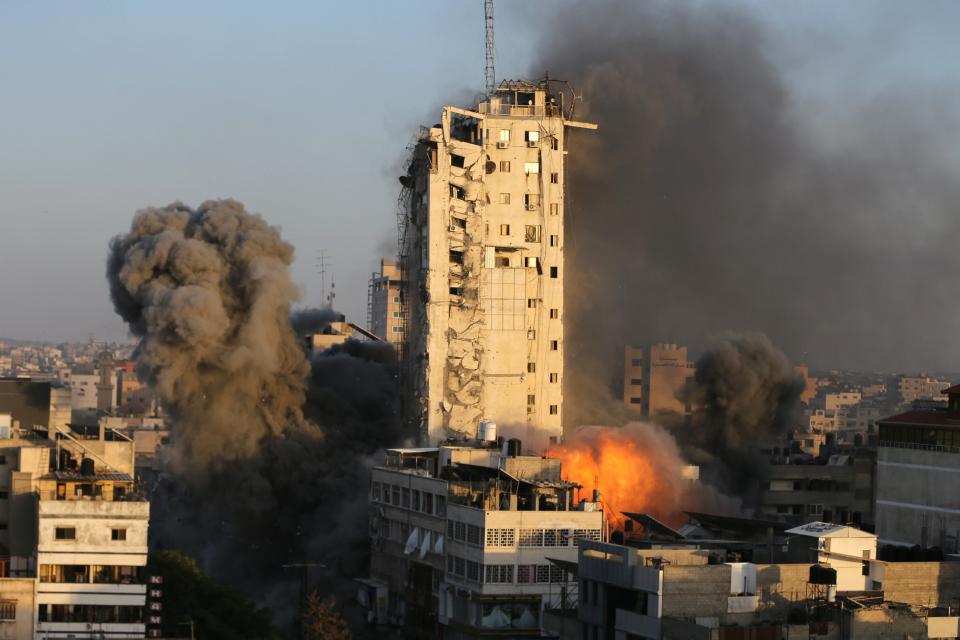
left=484, top=0, right=495, bottom=95
left=178, top=620, right=195, bottom=640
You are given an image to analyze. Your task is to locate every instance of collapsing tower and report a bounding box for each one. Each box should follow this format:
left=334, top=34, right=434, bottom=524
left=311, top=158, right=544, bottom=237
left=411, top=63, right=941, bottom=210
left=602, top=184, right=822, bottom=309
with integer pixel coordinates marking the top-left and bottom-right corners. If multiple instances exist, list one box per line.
left=397, top=79, right=596, bottom=444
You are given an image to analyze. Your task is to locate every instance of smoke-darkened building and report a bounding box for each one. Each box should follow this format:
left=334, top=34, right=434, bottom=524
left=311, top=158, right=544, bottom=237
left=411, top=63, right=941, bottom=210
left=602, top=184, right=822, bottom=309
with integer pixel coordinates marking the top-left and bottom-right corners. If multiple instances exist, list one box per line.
left=397, top=80, right=596, bottom=444
left=757, top=453, right=875, bottom=529
left=622, top=344, right=694, bottom=419
left=0, top=378, right=71, bottom=434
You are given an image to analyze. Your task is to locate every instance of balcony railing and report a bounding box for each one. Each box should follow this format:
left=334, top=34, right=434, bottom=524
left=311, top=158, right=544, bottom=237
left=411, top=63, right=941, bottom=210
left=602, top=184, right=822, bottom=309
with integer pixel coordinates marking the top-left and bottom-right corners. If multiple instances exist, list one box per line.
left=476, top=102, right=563, bottom=118
left=879, top=441, right=960, bottom=454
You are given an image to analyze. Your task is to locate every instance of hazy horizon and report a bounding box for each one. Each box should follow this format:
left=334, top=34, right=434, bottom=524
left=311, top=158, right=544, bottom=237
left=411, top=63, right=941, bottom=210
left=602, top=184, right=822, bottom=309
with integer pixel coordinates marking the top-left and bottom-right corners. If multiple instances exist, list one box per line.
left=3, top=1, right=960, bottom=372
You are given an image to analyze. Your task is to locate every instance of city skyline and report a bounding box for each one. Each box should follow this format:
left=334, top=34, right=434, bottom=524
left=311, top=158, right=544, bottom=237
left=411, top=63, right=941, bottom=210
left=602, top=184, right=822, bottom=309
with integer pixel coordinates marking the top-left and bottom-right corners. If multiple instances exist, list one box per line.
left=4, top=1, right=960, bottom=370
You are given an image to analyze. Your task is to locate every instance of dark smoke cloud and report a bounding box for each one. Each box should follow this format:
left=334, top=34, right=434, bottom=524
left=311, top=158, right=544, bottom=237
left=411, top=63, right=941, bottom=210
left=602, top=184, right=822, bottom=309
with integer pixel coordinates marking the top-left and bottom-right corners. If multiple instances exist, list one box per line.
left=290, top=306, right=341, bottom=335
left=532, top=0, right=960, bottom=385
left=678, top=333, right=803, bottom=498
left=107, top=200, right=310, bottom=471
left=109, top=201, right=407, bottom=634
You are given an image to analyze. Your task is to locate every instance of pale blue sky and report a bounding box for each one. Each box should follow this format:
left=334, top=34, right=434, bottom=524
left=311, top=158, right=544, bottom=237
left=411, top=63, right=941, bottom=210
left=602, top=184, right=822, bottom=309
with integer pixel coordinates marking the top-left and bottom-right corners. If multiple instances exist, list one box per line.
left=2, top=1, right=960, bottom=371
left=0, top=0, right=540, bottom=341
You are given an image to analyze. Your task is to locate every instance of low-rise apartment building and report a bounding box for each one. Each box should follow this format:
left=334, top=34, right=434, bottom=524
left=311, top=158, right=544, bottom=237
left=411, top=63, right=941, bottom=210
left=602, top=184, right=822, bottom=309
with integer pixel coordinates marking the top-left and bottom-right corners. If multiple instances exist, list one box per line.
left=575, top=523, right=960, bottom=640
left=0, top=410, right=149, bottom=639
left=366, top=434, right=604, bottom=639
left=758, top=454, right=875, bottom=528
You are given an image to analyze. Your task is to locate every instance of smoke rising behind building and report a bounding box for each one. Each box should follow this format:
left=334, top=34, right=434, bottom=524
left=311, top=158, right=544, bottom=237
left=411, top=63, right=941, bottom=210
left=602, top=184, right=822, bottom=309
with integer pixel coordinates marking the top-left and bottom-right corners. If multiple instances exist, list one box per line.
left=531, top=0, right=960, bottom=389
left=107, top=200, right=311, bottom=471
left=108, top=201, right=407, bottom=630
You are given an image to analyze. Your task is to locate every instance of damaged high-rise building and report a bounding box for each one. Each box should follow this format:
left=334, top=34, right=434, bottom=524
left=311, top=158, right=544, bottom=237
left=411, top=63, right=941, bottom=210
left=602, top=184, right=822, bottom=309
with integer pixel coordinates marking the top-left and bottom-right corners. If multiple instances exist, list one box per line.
left=397, top=79, right=596, bottom=443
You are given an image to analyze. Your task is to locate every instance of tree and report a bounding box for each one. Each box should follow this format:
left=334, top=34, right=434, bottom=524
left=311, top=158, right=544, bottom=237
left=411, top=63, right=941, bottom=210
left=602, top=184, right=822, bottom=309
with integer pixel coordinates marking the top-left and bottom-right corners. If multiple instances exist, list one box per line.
left=147, top=550, right=277, bottom=640
left=303, top=592, right=351, bottom=640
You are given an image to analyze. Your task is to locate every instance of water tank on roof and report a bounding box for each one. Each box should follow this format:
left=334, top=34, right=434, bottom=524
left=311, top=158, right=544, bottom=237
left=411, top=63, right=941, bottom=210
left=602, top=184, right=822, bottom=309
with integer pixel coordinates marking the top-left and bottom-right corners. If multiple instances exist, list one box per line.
left=478, top=420, right=497, bottom=443
left=809, top=564, right=837, bottom=585
left=80, top=457, right=95, bottom=477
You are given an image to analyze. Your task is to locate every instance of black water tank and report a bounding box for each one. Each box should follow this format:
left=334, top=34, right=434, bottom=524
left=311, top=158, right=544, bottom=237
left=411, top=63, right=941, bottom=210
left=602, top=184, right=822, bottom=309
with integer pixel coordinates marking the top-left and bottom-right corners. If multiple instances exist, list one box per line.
left=507, top=438, right=522, bottom=457
left=80, top=458, right=95, bottom=477
left=809, top=564, right=837, bottom=585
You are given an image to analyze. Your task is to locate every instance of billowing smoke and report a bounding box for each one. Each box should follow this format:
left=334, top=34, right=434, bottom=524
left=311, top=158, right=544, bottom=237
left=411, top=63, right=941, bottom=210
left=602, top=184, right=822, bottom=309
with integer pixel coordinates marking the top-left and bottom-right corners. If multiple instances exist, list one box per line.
left=550, top=335, right=798, bottom=523
left=290, top=307, right=342, bottom=335
left=108, top=201, right=406, bottom=633
left=530, top=0, right=960, bottom=422
left=106, top=200, right=310, bottom=471
left=678, top=334, right=803, bottom=498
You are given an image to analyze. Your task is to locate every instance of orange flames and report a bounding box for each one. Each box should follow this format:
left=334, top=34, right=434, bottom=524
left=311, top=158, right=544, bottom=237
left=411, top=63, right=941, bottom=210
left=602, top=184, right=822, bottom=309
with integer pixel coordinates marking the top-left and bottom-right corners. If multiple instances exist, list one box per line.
left=547, top=424, right=690, bottom=529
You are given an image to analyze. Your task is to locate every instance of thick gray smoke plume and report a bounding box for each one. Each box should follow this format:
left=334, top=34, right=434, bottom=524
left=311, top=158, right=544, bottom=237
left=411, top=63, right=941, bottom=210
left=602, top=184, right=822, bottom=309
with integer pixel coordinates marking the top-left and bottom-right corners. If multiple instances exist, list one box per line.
left=679, top=334, right=803, bottom=497
left=109, top=201, right=406, bottom=635
left=531, top=0, right=960, bottom=398
left=107, top=200, right=310, bottom=470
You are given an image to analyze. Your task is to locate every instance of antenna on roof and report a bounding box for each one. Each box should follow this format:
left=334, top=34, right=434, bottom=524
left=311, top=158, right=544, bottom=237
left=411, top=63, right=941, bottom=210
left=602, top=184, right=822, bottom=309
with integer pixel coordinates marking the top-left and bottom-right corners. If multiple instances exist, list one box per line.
left=316, top=249, right=331, bottom=309
left=484, top=0, right=495, bottom=95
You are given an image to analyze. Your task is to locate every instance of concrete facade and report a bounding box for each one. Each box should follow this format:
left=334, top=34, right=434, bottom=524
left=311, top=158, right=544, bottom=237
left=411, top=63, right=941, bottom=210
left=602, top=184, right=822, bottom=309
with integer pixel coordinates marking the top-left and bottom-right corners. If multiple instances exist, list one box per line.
left=0, top=416, right=148, bottom=639
left=368, top=259, right=405, bottom=349
left=398, top=80, right=596, bottom=443
left=0, top=579, right=36, bottom=640
left=623, top=345, right=694, bottom=418
left=898, top=376, right=950, bottom=406
left=759, top=455, right=874, bottom=528
left=575, top=530, right=960, bottom=640
left=824, top=393, right=862, bottom=412
left=875, top=445, right=960, bottom=549
left=367, top=442, right=603, bottom=639
left=876, top=389, right=960, bottom=549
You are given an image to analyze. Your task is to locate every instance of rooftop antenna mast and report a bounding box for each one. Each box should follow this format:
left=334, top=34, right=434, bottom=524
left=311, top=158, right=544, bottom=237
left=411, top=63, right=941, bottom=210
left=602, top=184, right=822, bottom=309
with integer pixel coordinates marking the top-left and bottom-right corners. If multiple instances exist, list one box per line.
left=315, top=249, right=330, bottom=309
left=484, top=0, right=495, bottom=95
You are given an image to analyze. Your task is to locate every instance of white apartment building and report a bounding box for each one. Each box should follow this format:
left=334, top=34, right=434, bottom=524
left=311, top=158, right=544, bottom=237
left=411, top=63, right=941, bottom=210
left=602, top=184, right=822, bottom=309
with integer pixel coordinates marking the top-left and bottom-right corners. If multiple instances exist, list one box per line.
left=398, top=79, right=596, bottom=443
left=35, top=473, right=148, bottom=639
left=367, top=436, right=604, bottom=640
left=0, top=412, right=149, bottom=639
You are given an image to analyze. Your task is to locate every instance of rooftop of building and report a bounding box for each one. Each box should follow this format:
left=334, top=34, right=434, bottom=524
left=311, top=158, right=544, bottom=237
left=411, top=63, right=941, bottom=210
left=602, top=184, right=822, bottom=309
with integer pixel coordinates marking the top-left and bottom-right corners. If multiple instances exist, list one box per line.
left=785, top=521, right=876, bottom=539
left=879, top=408, right=960, bottom=429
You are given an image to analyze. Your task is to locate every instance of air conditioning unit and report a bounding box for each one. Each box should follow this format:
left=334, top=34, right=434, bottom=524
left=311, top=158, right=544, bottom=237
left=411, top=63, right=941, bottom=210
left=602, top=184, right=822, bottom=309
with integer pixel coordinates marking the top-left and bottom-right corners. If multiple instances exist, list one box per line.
left=525, top=204, right=537, bottom=211
left=527, top=140, right=538, bottom=148
left=448, top=225, right=458, bottom=232
left=496, top=141, right=509, bottom=149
